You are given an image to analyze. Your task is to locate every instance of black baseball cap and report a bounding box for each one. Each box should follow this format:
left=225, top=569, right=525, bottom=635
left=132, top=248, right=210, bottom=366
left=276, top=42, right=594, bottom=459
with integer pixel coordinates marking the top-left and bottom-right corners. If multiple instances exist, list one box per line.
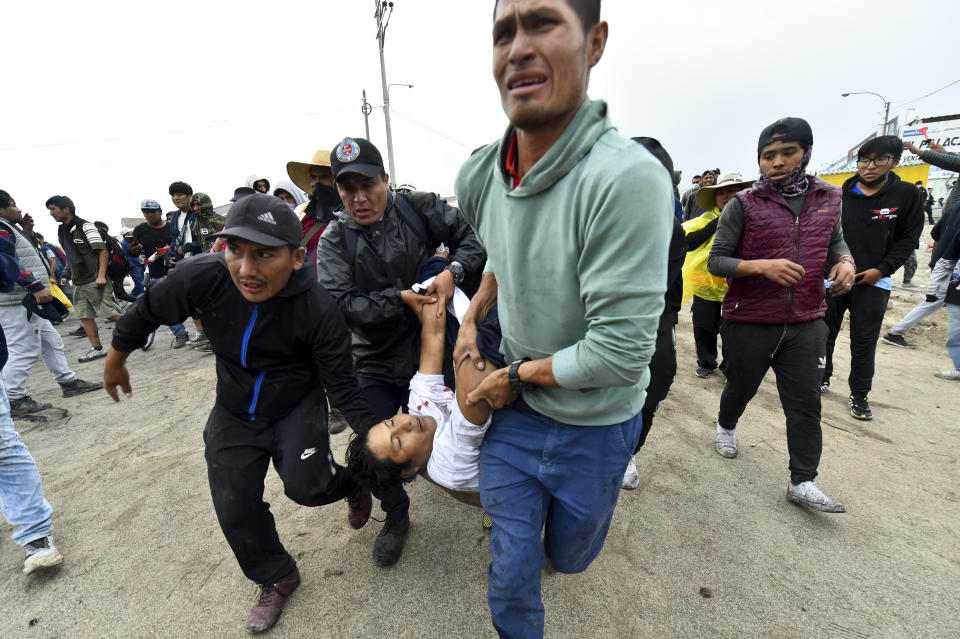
left=330, top=137, right=385, bottom=182
left=757, top=117, right=813, bottom=154
left=212, top=193, right=302, bottom=247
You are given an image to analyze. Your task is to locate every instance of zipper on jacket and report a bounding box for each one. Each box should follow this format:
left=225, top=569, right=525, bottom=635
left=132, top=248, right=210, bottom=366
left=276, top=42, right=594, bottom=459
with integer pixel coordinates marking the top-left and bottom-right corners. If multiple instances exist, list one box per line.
left=240, top=305, right=261, bottom=420
left=785, top=214, right=800, bottom=321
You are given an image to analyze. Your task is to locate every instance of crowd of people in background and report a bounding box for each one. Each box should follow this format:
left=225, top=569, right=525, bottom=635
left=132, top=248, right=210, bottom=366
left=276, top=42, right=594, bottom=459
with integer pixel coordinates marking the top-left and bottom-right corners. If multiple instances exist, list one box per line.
left=1, top=1, right=959, bottom=637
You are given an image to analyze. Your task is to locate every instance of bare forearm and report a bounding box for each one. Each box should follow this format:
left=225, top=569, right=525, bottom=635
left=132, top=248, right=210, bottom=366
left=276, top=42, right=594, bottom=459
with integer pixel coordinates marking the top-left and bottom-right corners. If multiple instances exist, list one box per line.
left=97, top=249, right=108, bottom=278
left=464, top=272, right=497, bottom=326
left=518, top=356, right=558, bottom=388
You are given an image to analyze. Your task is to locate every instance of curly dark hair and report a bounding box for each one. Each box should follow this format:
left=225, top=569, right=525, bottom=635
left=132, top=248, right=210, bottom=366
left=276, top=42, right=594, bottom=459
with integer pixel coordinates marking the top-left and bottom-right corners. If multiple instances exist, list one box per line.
left=345, top=431, right=417, bottom=493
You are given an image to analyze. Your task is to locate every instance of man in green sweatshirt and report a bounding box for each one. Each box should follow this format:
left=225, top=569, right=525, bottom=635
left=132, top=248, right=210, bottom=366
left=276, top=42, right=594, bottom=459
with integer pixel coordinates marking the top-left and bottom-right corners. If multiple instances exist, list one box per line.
left=453, top=1, right=673, bottom=637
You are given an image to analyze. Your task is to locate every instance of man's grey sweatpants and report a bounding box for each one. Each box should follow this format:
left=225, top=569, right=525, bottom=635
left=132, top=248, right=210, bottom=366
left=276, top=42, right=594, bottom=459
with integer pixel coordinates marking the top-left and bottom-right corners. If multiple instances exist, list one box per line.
left=888, top=297, right=946, bottom=335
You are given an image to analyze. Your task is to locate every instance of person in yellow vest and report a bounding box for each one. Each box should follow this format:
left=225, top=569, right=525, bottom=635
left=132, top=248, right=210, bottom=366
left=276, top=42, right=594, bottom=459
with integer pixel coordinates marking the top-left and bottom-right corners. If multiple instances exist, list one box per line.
left=682, top=172, right=755, bottom=378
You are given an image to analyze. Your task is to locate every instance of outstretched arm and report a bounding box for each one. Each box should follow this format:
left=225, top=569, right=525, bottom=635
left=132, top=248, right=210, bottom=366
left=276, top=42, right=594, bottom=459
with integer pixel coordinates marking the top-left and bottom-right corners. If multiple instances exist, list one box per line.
left=416, top=300, right=446, bottom=376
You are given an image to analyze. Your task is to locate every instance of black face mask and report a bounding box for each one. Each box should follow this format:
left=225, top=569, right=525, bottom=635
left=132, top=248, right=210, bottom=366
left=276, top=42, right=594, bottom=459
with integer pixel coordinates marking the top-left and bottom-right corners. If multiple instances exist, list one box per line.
left=857, top=172, right=889, bottom=188
left=304, top=184, right=342, bottom=221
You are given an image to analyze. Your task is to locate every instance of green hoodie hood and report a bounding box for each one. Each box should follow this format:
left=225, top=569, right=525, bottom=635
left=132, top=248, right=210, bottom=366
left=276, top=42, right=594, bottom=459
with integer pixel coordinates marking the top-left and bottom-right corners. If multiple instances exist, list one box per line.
left=493, top=98, right=614, bottom=198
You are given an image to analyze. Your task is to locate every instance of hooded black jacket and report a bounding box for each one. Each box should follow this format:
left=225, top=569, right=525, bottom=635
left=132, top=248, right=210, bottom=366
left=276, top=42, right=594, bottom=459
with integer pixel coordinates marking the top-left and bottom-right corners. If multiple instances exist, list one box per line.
left=840, top=172, right=924, bottom=277
left=112, top=252, right=376, bottom=431
left=316, top=191, right=484, bottom=386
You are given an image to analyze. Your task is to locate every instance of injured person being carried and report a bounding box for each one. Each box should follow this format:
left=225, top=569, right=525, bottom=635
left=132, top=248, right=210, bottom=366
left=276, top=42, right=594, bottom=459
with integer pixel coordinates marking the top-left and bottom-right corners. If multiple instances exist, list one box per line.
left=346, top=260, right=504, bottom=507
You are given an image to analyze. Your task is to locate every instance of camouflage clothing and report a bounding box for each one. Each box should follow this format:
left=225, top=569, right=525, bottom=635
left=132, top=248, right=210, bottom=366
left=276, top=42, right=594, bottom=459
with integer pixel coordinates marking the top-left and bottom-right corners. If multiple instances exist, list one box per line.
left=189, top=192, right=225, bottom=253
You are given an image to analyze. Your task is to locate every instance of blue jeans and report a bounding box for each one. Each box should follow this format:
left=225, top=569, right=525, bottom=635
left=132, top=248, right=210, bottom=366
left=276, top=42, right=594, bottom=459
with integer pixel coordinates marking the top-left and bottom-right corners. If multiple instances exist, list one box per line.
left=130, top=266, right=145, bottom=296
left=479, top=406, right=643, bottom=639
left=947, top=304, right=960, bottom=369
left=0, top=378, right=54, bottom=546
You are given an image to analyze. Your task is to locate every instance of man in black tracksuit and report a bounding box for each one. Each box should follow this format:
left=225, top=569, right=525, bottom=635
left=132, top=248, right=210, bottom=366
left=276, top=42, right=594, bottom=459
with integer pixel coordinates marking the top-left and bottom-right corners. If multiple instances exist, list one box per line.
left=316, top=137, right=484, bottom=567
left=823, top=136, right=923, bottom=420
left=104, top=194, right=377, bottom=634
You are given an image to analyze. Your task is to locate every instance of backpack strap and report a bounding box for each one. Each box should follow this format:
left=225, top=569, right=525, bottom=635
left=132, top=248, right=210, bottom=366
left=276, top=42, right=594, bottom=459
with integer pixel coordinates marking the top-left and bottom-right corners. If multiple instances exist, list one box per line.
left=343, top=225, right=360, bottom=263
left=301, top=221, right=325, bottom=248
left=392, top=193, right=429, bottom=245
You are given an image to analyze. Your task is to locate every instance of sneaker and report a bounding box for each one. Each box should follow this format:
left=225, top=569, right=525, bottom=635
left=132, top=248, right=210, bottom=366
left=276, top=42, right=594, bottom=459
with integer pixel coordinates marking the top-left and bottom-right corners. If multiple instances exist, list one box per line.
left=901, top=280, right=916, bottom=288
left=9, top=395, right=52, bottom=416
left=23, top=536, right=63, bottom=574
left=68, top=326, right=86, bottom=338
left=848, top=395, right=873, bottom=420
left=373, top=512, right=410, bottom=567
left=78, top=346, right=106, bottom=362
left=171, top=334, right=189, bottom=349
left=193, top=341, right=213, bottom=352
left=786, top=481, right=846, bottom=513
left=695, top=367, right=713, bottom=379
left=246, top=566, right=300, bottom=634
left=819, top=379, right=830, bottom=393
left=621, top=457, right=639, bottom=490
left=60, top=378, right=104, bottom=398
left=481, top=511, right=493, bottom=530
left=934, top=368, right=960, bottom=380
left=346, top=490, right=372, bottom=530
left=714, top=425, right=738, bottom=459
left=881, top=332, right=915, bottom=349
left=186, top=333, right=209, bottom=347
left=142, top=330, right=156, bottom=351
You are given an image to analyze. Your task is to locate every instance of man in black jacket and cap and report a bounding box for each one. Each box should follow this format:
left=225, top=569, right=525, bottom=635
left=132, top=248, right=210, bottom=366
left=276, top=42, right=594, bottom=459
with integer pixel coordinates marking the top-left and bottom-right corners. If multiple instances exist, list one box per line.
left=104, top=194, right=378, bottom=634
left=316, top=137, right=484, bottom=567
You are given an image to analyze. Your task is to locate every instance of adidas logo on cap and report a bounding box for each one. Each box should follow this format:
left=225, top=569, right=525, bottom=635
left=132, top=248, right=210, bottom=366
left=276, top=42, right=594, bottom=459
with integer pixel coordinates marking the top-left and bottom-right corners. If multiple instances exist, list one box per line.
left=257, top=211, right=277, bottom=225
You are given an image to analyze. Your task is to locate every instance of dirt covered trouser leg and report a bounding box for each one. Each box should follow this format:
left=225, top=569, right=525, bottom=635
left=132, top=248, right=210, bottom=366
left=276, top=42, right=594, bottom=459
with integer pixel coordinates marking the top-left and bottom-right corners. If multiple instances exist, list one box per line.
left=719, top=320, right=826, bottom=484
left=204, top=390, right=361, bottom=584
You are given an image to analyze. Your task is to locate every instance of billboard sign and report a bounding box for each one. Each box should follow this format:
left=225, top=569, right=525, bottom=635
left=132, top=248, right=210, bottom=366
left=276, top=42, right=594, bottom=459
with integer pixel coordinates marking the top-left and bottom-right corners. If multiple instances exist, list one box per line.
left=899, top=118, right=960, bottom=150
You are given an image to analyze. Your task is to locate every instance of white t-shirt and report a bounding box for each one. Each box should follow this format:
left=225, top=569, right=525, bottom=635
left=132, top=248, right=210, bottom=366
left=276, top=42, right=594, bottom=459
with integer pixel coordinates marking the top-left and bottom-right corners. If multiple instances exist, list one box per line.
left=409, top=372, right=491, bottom=493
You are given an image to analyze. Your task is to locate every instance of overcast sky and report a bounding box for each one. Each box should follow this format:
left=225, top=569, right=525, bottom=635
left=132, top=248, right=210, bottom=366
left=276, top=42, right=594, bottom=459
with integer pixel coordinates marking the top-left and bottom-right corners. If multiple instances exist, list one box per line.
left=4, top=0, right=959, bottom=241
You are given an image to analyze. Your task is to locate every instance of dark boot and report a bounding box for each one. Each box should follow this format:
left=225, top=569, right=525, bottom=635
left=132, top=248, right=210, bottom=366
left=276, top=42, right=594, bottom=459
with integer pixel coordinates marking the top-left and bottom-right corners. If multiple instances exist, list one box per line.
left=373, top=512, right=409, bottom=567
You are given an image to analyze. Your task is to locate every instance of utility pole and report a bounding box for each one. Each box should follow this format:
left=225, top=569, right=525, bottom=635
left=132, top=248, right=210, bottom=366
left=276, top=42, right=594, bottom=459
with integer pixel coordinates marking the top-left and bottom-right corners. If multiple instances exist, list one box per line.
left=375, top=1, right=397, bottom=187
left=361, top=90, right=372, bottom=140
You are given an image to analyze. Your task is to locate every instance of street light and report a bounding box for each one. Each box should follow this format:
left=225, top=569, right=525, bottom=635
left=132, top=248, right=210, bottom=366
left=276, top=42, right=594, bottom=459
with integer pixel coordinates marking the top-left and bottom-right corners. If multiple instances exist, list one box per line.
left=841, top=91, right=891, bottom=136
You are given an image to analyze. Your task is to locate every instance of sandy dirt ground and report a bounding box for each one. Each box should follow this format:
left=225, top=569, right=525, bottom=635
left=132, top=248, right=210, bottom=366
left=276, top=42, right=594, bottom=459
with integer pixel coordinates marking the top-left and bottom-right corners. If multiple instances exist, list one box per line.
left=1, top=237, right=958, bottom=638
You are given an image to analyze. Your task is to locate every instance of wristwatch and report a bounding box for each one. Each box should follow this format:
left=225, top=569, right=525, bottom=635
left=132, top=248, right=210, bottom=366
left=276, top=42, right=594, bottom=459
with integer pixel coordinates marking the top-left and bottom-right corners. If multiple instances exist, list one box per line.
left=508, top=358, right=531, bottom=395
left=445, top=261, right=465, bottom=286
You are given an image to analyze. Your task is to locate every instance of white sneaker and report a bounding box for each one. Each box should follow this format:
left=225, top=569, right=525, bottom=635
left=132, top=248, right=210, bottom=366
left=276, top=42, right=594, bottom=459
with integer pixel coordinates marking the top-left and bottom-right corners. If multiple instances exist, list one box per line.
left=786, top=481, right=846, bottom=513
left=714, top=425, right=737, bottom=458
left=934, top=368, right=960, bottom=381
left=621, top=457, right=639, bottom=490
left=78, top=346, right=107, bottom=362
left=23, top=536, right=63, bottom=574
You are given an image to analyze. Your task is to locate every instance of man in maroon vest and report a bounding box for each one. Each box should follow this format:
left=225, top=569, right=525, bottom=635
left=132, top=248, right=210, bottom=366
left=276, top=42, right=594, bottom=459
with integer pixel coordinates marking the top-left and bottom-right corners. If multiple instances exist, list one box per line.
left=707, top=117, right=855, bottom=513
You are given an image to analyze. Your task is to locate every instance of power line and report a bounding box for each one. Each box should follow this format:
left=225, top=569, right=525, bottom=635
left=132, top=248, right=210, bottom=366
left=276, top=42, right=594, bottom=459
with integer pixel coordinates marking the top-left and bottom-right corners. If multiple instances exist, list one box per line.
left=389, top=108, right=473, bottom=150
left=892, top=78, right=960, bottom=110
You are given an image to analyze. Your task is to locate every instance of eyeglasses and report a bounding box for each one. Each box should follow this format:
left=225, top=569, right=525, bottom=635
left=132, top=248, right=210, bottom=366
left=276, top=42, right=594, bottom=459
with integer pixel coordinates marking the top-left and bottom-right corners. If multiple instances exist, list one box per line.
left=856, top=155, right=895, bottom=167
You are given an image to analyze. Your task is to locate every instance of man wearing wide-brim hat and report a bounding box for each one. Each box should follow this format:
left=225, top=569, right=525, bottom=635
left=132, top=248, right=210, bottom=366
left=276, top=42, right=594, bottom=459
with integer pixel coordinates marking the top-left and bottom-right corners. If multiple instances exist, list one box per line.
left=285, top=149, right=342, bottom=277
left=683, top=173, right=756, bottom=380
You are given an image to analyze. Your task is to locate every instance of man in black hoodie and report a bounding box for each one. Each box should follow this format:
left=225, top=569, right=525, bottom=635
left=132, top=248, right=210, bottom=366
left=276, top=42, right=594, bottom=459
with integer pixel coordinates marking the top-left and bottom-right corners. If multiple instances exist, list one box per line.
left=103, top=194, right=377, bottom=634
left=822, top=136, right=923, bottom=420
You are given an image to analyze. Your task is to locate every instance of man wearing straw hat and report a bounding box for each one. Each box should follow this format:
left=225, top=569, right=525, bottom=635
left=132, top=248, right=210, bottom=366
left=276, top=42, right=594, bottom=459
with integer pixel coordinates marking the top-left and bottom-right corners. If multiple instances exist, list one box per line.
left=682, top=172, right=755, bottom=379
left=286, top=149, right=342, bottom=277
